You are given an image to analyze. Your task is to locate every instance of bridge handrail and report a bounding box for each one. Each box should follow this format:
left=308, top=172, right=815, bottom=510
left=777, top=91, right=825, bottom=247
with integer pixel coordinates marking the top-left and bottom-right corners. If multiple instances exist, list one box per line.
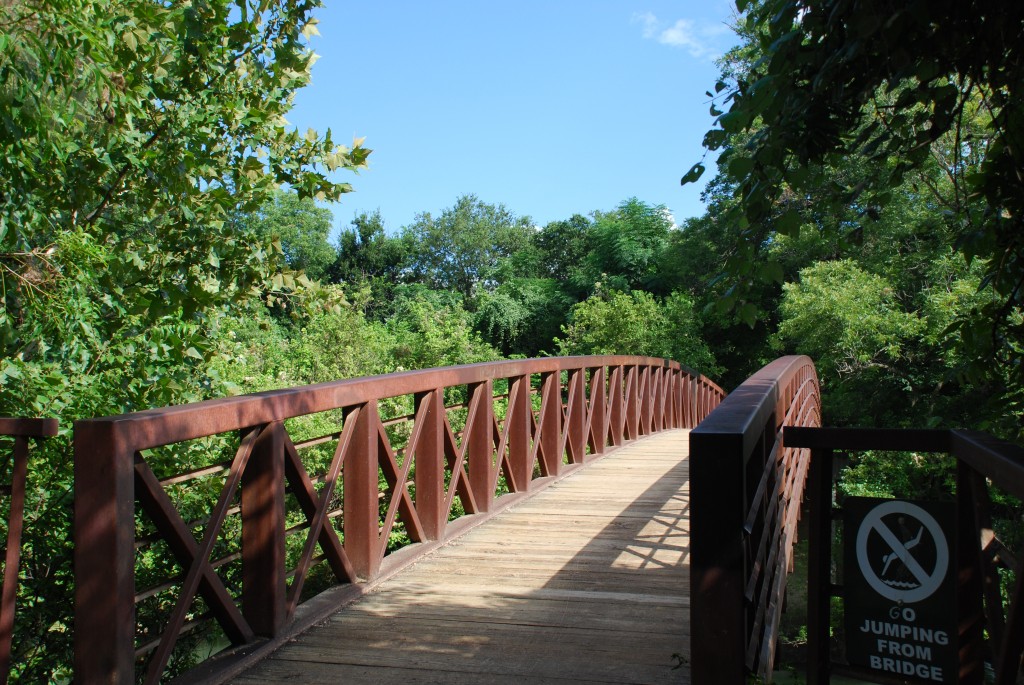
left=73, top=355, right=724, bottom=684
left=689, top=355, right=821, bottom=683
left=0, top=418, right=58, bottom=685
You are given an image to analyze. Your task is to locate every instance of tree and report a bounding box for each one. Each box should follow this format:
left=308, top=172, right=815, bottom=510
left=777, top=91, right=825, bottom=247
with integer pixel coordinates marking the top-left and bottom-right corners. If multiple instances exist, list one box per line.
left=685, top=0, right=1024, bottom=385
left=578, top=198, right=674, bottom=295
left=0, top=1, right=368, bottom=678
left=402, top=195, right=533, bottom=302
left=330, top=210, right=413, bottom=314
left=556, top=289, right=719, bottom=374
left=474, top=277, right=574, bottom=357
left=0, top=0, right=370, bottom=415
left=234, top=190, right=336, bottom=281
left=533, top=214, right=592, bottom=285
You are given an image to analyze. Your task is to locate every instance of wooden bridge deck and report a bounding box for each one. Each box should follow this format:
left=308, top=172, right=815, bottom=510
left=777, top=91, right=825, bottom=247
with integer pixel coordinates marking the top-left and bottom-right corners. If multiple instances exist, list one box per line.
left=233, top=429, right=692, bottom=685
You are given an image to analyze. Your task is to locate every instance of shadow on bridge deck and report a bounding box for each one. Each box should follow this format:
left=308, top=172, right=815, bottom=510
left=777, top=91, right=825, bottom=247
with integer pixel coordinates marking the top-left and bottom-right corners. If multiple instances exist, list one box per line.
left=231, top=430, right=692, bottom=685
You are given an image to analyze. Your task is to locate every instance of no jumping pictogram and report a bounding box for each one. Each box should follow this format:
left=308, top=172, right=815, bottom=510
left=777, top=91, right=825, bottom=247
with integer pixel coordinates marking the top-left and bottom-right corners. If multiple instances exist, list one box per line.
left=855, top=500, right=949, bottom=603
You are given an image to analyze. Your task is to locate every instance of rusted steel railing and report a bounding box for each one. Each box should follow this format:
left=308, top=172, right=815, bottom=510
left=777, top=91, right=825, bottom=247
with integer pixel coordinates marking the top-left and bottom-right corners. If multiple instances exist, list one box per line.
left=0, top=417, right=58, bottom=685
left=73, top=356, right=723, bottom=684
left=786, top=427, right=1024, bottom=685
left=689, top=355, right=821, bottom=683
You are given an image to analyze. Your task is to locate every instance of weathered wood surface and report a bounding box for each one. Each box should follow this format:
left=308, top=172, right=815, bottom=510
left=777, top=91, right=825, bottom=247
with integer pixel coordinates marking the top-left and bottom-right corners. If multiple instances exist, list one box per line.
left=233, top=430, right=692, bottom=684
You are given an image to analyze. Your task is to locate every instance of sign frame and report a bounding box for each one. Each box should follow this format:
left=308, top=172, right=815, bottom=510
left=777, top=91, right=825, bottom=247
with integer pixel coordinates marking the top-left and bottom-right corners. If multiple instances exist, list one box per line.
left=843, top=497, right=958, bottom=684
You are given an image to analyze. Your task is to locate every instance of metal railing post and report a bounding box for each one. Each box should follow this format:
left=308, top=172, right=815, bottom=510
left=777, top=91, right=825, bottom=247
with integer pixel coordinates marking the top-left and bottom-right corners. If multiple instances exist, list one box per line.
left=467, top=380, right=494, bottom=512
left=74, top=420, right=136, bottom=683
left=588, top=367, right=606, bottom=456
left=507, top=375, right=532, bottom=490
left=566, top=369, right=587, bottom=463
left=690, top=428, right=748, bottom=684
left=538, top=372, right=563, bottom=476
left=241, top=421, right=286, bottom=635
left=806, top=447, right=832, bottom=685
left=414, top=389, right=445, bottom=540
left=344, top=402, right=380, bottom=579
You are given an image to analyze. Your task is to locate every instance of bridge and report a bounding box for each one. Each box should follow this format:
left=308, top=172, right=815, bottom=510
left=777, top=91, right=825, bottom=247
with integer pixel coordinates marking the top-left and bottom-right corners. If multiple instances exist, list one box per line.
left=1, top=355, right=1022, bottom=684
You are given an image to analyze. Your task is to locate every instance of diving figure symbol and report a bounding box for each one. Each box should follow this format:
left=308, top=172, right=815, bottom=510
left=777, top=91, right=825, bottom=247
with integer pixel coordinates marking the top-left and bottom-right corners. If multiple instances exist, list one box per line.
left=880, top=524, right=924, bottom=588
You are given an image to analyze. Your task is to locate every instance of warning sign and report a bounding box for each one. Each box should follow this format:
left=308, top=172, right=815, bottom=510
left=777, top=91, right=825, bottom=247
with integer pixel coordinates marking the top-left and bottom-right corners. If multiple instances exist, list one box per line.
left=844, top=498, right=957, bottom=684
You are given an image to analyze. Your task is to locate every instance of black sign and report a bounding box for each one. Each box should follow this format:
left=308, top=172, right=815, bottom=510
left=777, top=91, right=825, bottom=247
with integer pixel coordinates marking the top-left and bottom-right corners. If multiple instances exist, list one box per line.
left=843, top=498, right=957, bottom=684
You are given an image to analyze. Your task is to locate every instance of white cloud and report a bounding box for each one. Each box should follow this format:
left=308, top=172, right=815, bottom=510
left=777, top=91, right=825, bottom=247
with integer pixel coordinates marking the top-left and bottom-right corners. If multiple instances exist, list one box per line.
left=632, top=11, right=659, bottom=39
left=634, top=12, right=729, bottom=61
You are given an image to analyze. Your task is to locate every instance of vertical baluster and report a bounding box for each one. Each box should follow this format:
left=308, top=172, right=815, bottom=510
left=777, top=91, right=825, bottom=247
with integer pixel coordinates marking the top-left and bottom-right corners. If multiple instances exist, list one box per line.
left=241, top=421, right=286, bottom=636
left=806, top=447, right=832, bottom=685
left=588, top=367, right=606, bottom=457
left=625, top=365, right=640, bottom=440
left=956, top=460, right=986, bottom=684
left=538, top=372, right=562, bottom=477
left=344, top=402, right=381, bottom=579
left=414, top=389, right=445, bottom=540
left=566, top=369, right=586, bottom=463
left=0, top=436, right=28, bottom=684
left=467, top=380, right=495, bottom=511
left=608, top=366, right=624, bottom=446
left=507, top=375, right=532, bottom=490
left=74, top=420, right=136, bottom=683
left=652, top=366, right=665, bottom=432
left=639, top=365, right=652, bottom=435
left=667, top=367, right=676, bottom=427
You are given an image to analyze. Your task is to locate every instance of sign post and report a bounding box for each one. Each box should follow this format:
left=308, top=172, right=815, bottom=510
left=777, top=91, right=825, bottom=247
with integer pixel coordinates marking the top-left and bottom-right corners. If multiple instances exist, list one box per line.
left=843, top=498, right=957, bottom=684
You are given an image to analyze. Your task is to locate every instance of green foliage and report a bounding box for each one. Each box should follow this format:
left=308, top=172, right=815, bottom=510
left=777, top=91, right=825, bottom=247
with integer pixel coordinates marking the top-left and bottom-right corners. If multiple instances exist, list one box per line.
left=777, top=260, right=924, bottom=378
left=0, top=1, right=369, bottom=679
left=386, top=292, right=500, bottom=370
left=687, top=0, right=1024, bottom=387
left=330, top=210, right=413, bottom=315
left=557, top=289, right=719, bottom=375
left=532, top=214, right=592, bottom=286
left=402, top=195, right=533, bottom=302
left=577, top=198, right=674, bottom=295
left=233, top=190, right=337, bottom=281
left=474, top=278, right=574, bottom=357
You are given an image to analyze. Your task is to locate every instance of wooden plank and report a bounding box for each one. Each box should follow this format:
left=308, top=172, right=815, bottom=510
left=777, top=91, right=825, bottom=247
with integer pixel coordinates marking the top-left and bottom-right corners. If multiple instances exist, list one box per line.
left=232, top=430, right=692, bottom=684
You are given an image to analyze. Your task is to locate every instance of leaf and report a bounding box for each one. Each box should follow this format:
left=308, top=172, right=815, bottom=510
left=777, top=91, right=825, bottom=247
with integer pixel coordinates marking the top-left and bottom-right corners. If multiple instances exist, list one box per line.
left=301, top=18, right=320, bottom=39
left=737, top=303, right=758, bottom=327
left=728, top=156, right=754, bottom=177
left=718, top=110, right=750, bottom=133
left=776, top=209, right=802, bottom=237
left=680, top=163, right=706, bottom=186
left=760, top=261, right=784, bottom=283
left=184, top=346, right=203, bottom=360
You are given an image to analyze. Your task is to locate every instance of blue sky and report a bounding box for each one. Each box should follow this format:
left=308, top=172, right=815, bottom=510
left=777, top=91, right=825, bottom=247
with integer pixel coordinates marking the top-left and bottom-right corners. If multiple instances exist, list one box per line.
left=289, top=2, right=739, bottom=234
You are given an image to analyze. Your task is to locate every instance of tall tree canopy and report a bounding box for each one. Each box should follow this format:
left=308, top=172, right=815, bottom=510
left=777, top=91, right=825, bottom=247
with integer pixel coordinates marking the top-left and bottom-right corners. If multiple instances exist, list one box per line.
left=686, top=0, right=1024, bottom=384
left=0, top=2, right=368, bottom=678
left=402, top=194, right=532, bottom=302
left=234, top=190, right=336, bottom=282
left=0, top=0, right=369, bottom=415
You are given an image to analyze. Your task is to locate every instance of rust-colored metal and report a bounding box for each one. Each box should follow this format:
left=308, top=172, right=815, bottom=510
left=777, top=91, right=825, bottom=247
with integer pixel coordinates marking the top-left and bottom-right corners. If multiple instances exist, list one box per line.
left=414, top=390, right=445, bottom=540
left=538, top=372, right=562, bottom=476
left=690, top=355, right=820, bottom=684
left=241, top=421, right=286, bottom=636
left=588, top=366, right=607, bottom=457
left=71, top=356, right=722, bottom=684
left=0, top=418, right=56, bottom=685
